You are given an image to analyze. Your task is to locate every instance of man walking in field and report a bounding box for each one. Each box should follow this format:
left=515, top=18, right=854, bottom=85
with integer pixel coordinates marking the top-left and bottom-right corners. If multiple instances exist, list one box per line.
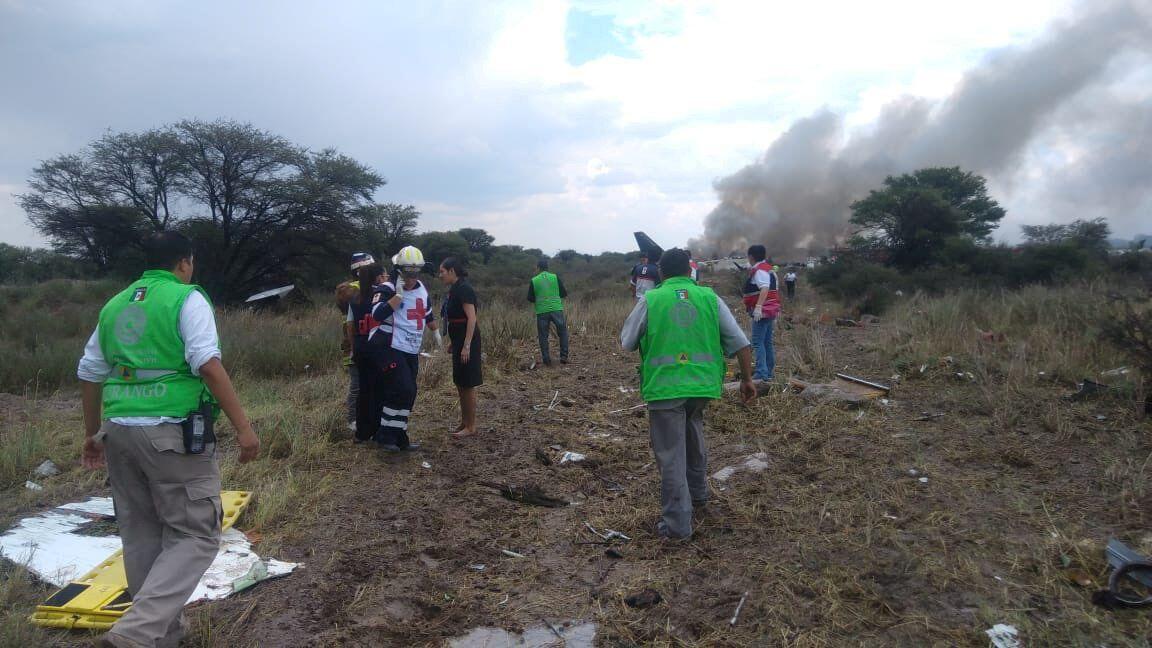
left=784, top=269, right=797, bottom=298
left=527, top=257, right=570, bottom=366
left=621, top=248, right=756, bottom=539
left=78, top=232, right=260, bottom=648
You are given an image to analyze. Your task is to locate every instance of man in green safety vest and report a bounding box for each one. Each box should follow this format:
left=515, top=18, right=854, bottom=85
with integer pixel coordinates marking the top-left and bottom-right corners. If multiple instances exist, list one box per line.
left=78, top=232, right=260, bottom=648
left=620, top=248, right=756, bottom=539
left=527, top=257, right=570, bottom=366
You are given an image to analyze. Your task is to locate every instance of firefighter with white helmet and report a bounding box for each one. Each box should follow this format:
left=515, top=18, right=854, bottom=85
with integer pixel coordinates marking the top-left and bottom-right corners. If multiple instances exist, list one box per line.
left=363, top=245, right=436, bottom=452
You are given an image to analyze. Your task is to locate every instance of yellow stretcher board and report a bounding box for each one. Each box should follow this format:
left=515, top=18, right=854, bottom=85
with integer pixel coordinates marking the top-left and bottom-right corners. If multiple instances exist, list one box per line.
left=30, top=490, right=252, bottom=631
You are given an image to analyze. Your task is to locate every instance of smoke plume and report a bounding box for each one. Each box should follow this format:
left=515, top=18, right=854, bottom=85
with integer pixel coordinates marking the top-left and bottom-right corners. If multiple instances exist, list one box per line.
left=693, top=0, right=1152, bottom=258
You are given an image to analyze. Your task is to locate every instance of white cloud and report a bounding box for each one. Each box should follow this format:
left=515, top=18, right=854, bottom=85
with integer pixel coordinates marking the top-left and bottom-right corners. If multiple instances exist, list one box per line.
left=4, top=0, right=1131, bottom=257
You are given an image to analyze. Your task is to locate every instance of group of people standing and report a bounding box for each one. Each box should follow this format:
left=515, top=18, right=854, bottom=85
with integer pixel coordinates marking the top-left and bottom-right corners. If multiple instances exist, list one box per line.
left=339, top=246, right=483, bottom=451
left=71, top=232, right=790, bottom=646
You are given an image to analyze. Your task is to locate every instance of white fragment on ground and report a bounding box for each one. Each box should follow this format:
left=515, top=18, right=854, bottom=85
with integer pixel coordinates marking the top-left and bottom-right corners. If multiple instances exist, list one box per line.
left=34, top=460, right=60, bottom=477
left=559, top=451, right=586, bottom=464
left=985, top=623, right=1021, bottom=648
left=0, top=496, right=299, bottom=603
left=24, top=481, right=43, bottom=491
left=918, top=477, right=929, bottom=484
left=448, top=621, right=597, bottom=648
left=421, top=461, right=432, bottom=469
left=711, top=452, right=769, bottom=482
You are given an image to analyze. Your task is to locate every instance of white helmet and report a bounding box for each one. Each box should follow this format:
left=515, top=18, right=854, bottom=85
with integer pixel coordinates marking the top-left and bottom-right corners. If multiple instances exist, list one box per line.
left=392, top=245, right=425, bottom=272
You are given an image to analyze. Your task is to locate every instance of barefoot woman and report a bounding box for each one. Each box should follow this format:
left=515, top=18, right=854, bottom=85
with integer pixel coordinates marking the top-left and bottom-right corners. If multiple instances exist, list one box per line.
left=439, top=257, right=482, bottom=437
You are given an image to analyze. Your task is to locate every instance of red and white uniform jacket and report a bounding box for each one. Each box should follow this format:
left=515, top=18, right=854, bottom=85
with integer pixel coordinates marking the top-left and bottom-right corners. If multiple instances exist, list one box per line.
left=370, top=280, right=432, bottom=355
left=741, top=261, right=781, bottom=319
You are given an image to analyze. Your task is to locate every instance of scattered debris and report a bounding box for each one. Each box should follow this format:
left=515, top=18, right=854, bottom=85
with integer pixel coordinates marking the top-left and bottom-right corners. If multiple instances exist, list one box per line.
left=617, top=386, right=636, bottom=394
left=624, top=588, right=662, bottom=609
left=723, top=380, right=775, bottom=397
left=859, top=314, right=880, bottom=324
left=34, top=460, right=59, bottom=478
left=501, top=549, right=526, bottom=559
left=712, top=453, right=769, bottom=482
left=0, top=496, right=297, bottom=604
left=1095, top=415, right=1108, bottom=422
left=559, top=451, right=587, bottom=464
left=1095, top=538, right=1152, bottom=608
left=584, top=522, right=631, bottom=542
left=420, top=461, right=432, bottom=469
left=954, top=371, right=976, bottom=382
left=469, top=564, right=486, bottom=571
left=478, top=482, right=570, bottom=508
left=793, top=382, right=868, bottom=406
left=985, top=623, right=1021, bottom=648
left=908, top=469, right=920, bottom=476
left=1065, top=379, right=1111, bottom=401
left=835, top=318, right=860, bottom=327
left=607, top=403, right=646, bottom=415
left=547, top=391, right=560, bottom=410
left=24, top=481, right=43, bottom=491
left=448, top=621, right=597, bottom=648
left=918, top=477, right=929, bottom=484
left=243, top=284, right=295, bottom=306
left=1065, top=568, right=1095, bottom=588
left=913, top=412, right=944, bottom=422
left=729, top=591, right=749, bottom=626
left=788, top=375, right=888, bottom=408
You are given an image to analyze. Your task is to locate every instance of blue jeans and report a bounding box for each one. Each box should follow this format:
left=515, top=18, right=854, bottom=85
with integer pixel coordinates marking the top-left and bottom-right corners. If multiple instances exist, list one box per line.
left=536, top=311, right=569, bottom=363
left=751, top=317, right=775, bottom=381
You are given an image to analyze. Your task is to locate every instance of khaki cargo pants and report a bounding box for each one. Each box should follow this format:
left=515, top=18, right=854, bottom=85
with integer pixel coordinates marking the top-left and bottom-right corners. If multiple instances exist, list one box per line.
left=98, top=421, right=222, bottom=647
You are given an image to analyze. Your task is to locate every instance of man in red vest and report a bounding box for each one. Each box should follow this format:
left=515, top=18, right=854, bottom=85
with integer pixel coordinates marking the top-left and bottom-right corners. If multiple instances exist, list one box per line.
left=741, top=245, right=781, bottom=381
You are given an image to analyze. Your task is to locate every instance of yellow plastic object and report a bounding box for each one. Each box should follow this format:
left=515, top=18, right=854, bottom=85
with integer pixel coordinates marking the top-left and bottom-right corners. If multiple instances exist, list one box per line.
left=30, top=490, right=252, bottom=630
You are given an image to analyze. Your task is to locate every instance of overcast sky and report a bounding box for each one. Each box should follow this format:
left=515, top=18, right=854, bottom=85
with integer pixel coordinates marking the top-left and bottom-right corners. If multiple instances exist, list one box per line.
left=1, top=0, right=1146, bottom=254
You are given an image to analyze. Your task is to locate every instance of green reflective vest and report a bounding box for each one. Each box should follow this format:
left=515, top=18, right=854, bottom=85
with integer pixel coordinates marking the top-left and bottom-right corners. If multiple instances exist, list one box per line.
left=531, top=271, right=563, bottom=315
left=97, top=270, right=211, bottom=418
left=640, top=276, right=725, bottom=402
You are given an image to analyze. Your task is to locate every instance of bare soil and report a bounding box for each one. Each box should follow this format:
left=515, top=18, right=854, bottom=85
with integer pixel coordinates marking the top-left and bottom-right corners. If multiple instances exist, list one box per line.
left=192, top=305, right=1152, bottom=646
left=8, top=295, right=1152, bottom=646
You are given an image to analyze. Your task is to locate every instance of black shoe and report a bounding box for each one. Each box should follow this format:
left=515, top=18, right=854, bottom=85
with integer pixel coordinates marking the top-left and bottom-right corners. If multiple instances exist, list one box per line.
left=401, top=442, right=421, bottom=452
left=377, top=443, right=402, bottom=453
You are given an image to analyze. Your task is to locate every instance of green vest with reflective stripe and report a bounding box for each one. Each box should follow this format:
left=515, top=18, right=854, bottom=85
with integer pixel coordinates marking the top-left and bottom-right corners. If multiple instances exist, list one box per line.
left=531, top=271, right=563, bottom=315
left=97, top=270, right=210, bottom=418
left=640, top=276, right=725, bottom=402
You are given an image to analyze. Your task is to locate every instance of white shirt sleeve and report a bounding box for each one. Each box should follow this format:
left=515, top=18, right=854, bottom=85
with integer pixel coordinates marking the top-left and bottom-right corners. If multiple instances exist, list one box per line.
left=180, top=290, right=222, bottom=375
left=716, top=296, right=751, bottom=355
left=77, top=327, right=113, bottom=383
left=753, top=270, right=777, bottom=289
left=619, top=297, right=648, bottom=351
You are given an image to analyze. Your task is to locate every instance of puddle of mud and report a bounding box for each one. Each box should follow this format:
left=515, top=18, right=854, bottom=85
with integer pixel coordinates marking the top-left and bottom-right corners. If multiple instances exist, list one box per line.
left=448, top=621, right=597, bottom=648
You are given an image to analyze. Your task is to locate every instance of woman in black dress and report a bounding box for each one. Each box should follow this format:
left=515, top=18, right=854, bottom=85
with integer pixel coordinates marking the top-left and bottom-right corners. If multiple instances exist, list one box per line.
left=438, top=257, right=482, bottom=437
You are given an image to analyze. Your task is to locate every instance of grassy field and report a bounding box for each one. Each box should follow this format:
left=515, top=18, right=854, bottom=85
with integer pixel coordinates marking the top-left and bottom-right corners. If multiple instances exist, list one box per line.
left=1, top=271, right=1150, bottom=646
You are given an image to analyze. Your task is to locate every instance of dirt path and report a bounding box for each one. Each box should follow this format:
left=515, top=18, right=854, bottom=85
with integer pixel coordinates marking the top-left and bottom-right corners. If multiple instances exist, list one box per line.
left=24, top=295, right=1151, bottom=647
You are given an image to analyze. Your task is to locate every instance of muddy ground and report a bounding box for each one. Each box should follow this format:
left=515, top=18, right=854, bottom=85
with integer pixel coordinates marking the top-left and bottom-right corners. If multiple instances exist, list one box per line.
left=8, top=294, right=1152, bottom=646
left=198, top=300, right=1152, bottom=646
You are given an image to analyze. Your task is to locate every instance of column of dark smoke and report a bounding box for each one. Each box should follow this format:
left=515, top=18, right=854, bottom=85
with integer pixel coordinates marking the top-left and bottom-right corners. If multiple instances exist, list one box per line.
left=692, top=0, right=1152, bottom=259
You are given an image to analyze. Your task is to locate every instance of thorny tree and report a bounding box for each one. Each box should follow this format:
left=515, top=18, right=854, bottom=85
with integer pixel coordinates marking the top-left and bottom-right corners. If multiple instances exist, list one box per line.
left=19, top=119, right=399, bottom=302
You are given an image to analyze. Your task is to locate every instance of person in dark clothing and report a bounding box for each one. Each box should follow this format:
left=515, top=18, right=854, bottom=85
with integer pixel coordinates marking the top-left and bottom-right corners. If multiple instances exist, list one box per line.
left=527, top=257, right=570, bottom=365
left=367, top=245, right=436, bottom=452
left=347, top=263, right=387, bottom=443
left=439, top=257, right=482, bottom=438
left=629, top=253, right=660, bottom=300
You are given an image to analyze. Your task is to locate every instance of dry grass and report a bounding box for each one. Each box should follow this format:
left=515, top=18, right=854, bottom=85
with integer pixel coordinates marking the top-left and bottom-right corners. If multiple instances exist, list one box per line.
left=2, top=280, right=1151, bottom=646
